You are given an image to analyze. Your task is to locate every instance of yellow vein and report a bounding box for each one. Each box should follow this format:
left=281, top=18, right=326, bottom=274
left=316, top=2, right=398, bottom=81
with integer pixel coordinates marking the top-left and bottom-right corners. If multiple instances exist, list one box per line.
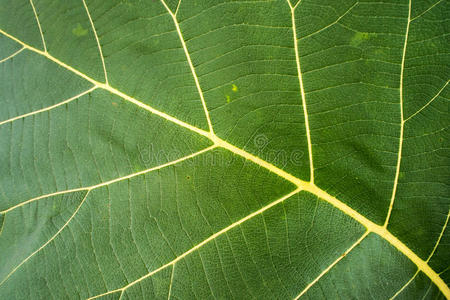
left=1, top=29, right=448, bottom=297
left=0, top=214, right=5, bottom=236
left=288, top=2, right=314, bottom=182
left=303, top=185, right=450, bottom=298
left=390, top=270, right=419, bottom=300
left=29, top=0, right=46, bottom=52
left=0, top=190, right=90, bottom=287
left=99, top=82, right=211, bottom=138
left=0, top=86, right=96, bottom=126
left=294, top=231, right=370, bottom=299
left=117, top=291, right=124, bottom=300
left=390, top=209, right=450, bottom=299
left=427, top=209, right=450, bottom=263
left=379, top=228, right=450, bottom=298
left=212, top=135, right=310, bottom=188
left=81, top=0, right=108, bottom=84
left=87, top=188, right=302, bottom=299
left=0, top=29, right=96, bottom=83
left=405, top=80, right=449, bottom=122
left=289, top=0, right=302, bottom=10
left=167, top=264, right=175, bottom=299
left=0, top=28, right=210, bottom=139
left=0, top=146, right=216, bottom=214
left=1, top=188, right=87, bottom=215
left=174, top=0, right=182, bottom=16
left=380, top=227, right=449, bottom=297
left=384, top=0, right=411, bottom=228
left=89, top=184, right=450, bottom=299
left=0, top=47, right=25, bottom=64
left=160, top=0, right=215, bottom=134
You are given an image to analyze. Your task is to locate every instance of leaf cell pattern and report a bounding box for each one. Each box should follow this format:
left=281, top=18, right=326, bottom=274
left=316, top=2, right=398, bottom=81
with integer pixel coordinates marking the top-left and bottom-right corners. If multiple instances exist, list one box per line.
left=0, top=0, right=449, bottom=299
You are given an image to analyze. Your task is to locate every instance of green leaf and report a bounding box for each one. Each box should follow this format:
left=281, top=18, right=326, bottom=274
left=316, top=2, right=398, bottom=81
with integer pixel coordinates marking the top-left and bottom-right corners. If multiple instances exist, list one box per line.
left=0, top=0, right=448, bottom=299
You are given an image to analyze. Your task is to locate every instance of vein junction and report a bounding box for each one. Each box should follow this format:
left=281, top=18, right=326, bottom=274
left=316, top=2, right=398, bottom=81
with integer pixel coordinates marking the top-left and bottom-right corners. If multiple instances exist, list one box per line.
left=160, top=0, right=214, bottom=133
left=390, top=210, right=450, bottom=299
left=0, top=26, right=448, bottom=298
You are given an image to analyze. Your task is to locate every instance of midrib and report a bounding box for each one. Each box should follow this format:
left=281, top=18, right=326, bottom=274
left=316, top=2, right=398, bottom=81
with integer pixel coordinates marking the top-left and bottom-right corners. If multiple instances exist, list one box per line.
left=0, top=28, right=448, bottom=298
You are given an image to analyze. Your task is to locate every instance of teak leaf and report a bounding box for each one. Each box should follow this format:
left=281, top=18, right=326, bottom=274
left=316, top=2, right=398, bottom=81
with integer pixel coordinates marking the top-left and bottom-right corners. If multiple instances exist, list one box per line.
left=0, top=0, right=449, bottom=299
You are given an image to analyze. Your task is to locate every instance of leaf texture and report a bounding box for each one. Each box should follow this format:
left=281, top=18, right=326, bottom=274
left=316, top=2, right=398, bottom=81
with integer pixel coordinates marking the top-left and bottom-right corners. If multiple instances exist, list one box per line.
left=0, top=0, right=449, bottom=299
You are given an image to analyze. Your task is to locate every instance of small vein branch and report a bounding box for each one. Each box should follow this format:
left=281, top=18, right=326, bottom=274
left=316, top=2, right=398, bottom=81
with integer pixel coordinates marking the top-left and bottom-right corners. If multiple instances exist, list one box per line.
left=160, top=0, right=215, bottom=134
left=299, top=2, right=357, bottom=41
left=81, top=0, right=108, bottom=84
left=174, top=0, right=182, bottom=16
left=404, top=80, right=449, bottom=122
left=411, top=0, right=444, bottom=22
left=0, top=190, right=90, bottom=287
left=390, top=270, right=419, bottom=300
left=167, top=264, right=175, bottom=299
left=0, top=87, right=96, bottom=126
left=29, top=0, right=46, bottom=52
left=294, top=231, right=369, bottom=299
left=426, top=209, right=450, bottom=263
left=0, top=47, right=25, bottom=64
left=289, top=0, right=302, bottom=10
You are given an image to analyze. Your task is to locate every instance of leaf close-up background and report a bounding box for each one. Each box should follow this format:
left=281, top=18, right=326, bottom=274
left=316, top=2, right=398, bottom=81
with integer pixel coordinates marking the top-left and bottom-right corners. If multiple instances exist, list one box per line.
left=0, top=0, right=449, bottom=299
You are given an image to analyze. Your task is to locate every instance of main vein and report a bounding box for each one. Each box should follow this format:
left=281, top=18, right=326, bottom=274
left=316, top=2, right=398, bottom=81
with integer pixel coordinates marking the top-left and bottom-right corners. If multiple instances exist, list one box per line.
left=0, top=28, right=448, bottom=297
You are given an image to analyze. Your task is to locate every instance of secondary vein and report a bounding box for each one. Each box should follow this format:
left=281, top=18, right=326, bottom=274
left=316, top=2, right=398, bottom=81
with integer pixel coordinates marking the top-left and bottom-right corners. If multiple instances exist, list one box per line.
left=294, top=231, right=370, bottom=299
left=0, top=146, right=216, bottom=214
left=0, top=47, right=25, bottom=64
left=29, top=0, right=46, bottom=52
left=160, top=0, right=215, bottom=134
left=384, top=0, right=411, bottom=228
left=82, top=0, right=108, bottom=84
left=0, top=87, right=97, bottom=126
left=288, top=1, right=315, bottom=182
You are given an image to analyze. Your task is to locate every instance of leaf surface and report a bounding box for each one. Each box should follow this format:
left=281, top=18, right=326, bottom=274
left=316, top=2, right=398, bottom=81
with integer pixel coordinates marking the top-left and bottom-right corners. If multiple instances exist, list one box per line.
left=0, top=0, right=449, bottom=299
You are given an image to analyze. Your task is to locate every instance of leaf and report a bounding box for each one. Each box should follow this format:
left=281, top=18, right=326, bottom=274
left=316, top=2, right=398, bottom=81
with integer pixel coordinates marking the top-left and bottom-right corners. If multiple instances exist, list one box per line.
left=0, top=0, right=448, bottom=299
